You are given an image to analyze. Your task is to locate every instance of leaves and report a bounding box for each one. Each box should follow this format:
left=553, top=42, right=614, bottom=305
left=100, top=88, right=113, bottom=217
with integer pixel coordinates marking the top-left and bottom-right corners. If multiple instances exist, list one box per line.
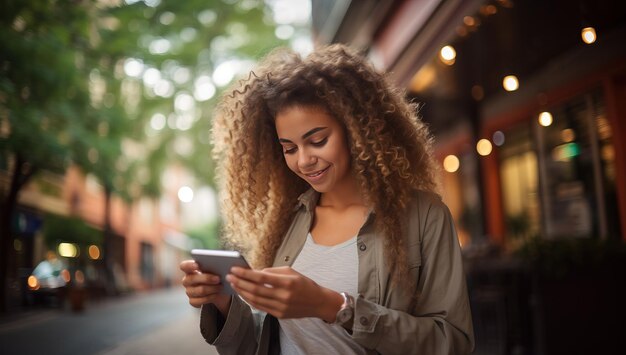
left=1, top=0, right=305, bottom=204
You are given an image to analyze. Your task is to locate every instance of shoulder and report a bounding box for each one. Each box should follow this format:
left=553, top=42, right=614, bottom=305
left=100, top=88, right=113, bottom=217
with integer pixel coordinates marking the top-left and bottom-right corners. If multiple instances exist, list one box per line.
left=409, top=190, right=449, bottom=216
left=406, top=190, right=453, bottom=235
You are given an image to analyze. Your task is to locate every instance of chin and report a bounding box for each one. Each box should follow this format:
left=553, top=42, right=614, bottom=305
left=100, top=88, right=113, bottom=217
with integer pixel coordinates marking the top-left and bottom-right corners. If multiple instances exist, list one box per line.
left=307, top=183, right=331, bottom=193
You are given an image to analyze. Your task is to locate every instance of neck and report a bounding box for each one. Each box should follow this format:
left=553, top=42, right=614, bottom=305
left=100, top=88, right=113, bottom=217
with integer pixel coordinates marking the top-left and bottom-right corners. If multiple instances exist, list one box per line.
left=318, top=178, right=365, bottom=209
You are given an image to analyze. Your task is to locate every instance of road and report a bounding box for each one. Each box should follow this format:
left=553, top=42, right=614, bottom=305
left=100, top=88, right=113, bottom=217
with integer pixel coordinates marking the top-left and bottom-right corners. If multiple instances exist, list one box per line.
left=0, top=287, right=218, bottom=355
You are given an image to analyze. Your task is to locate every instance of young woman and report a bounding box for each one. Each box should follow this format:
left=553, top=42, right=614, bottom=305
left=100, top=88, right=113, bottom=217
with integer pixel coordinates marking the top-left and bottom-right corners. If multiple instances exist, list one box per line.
left=180, top=44, right=474, bottom=354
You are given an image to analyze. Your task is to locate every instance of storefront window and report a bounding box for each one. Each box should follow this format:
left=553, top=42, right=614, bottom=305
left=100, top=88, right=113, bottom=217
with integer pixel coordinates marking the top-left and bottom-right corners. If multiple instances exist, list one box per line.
left=499, top=125, right=541, bottom=242
left=498, top=88, right=619, bottom=242
left=538, top=90, right=618, bottom=239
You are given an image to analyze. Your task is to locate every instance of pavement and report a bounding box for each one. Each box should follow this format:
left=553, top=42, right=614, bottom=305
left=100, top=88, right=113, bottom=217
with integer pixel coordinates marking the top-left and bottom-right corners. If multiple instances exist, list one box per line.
left=97, top=308, right=218, bottom=355
left=0, top=287, right=219, bottom=355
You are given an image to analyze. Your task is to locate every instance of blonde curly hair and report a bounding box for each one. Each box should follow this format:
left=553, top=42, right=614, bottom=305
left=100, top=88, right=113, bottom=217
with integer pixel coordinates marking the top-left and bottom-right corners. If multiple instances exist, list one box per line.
left=212, top=44, right=439, bottom=281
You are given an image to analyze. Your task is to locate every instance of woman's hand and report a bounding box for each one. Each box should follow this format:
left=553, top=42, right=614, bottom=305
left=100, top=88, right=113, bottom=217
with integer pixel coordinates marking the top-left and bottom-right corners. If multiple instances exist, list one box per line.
left=226, top=266, right=343, bottom=322
left=180, top=260, right=232, bottom=316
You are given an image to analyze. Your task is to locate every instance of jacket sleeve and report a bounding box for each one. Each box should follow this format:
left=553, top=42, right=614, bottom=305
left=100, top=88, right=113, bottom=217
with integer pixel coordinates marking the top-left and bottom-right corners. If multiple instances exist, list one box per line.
left=199, top=295, right=259, bottom=354
left=350, top=199, right=475, bottom=354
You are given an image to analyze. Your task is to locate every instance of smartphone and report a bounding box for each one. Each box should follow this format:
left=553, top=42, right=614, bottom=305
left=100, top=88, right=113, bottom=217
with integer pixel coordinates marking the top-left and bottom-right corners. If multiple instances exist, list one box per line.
left=191, top=249, right=251, bottom=295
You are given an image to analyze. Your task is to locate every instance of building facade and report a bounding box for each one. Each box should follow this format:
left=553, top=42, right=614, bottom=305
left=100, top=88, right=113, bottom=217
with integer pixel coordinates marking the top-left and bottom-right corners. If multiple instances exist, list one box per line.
left=2, top=163, right=193, bottom=309
left=313, top=0, right=626, bottom=248
left=312, top=0, right=626, bottom=353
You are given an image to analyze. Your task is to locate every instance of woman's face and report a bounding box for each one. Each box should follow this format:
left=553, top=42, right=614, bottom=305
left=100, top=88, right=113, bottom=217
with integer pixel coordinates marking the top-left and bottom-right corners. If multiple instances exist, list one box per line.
left=275, top=105, right=353, bottom=194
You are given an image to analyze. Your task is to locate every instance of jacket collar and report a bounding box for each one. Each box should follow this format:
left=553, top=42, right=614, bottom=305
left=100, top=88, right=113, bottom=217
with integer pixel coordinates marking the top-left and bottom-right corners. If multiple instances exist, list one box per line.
left=295, top=188, right=376, bottom=217
left=295, top=188, right=320, bottom=212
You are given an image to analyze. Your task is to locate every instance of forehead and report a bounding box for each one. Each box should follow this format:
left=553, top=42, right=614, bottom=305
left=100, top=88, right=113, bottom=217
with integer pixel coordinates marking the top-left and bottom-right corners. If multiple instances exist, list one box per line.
left=274, top=106, right=340, bottom=137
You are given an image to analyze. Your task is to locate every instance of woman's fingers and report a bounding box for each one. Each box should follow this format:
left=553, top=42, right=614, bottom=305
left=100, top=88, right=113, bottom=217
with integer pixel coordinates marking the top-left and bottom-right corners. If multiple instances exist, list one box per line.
left=227, top=273, right=288, bottom=300
left=261, top=266, right=296, bottom=275
left=235, top=287, right=285, bottom=311
left=186, top=284, right=223, bottom=298
left=182, top=272, right=221, bottom=287
left=188, top=295, right=219, bottom=308
left=230, top=267, right=293, bottom=289
left=179, top=260, right=199, bottom=273
left=180, top=259, right=233, bottom=312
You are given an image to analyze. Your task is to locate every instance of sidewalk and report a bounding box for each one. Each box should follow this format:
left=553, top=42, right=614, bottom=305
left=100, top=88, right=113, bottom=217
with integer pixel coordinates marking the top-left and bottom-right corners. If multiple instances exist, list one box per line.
left=97, top=308, right=218, bottom=355
left=0, top=288, right=220, bottom=355
left=0, top=308, right=61, bottom=333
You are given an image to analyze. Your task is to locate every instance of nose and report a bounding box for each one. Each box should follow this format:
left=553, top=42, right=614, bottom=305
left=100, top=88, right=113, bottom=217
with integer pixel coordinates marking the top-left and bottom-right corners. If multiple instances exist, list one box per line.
left=297, top=148, right=317, bottom=170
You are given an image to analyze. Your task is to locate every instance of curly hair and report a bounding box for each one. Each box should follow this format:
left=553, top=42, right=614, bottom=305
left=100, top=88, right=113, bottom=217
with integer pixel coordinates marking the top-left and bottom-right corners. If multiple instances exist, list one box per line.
left=212, top=44, right=439, bottom=282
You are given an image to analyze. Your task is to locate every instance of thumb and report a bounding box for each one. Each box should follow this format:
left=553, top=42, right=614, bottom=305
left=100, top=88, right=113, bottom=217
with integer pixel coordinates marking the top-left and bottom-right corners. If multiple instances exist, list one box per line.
left=180, top=260, right=199, bottom=274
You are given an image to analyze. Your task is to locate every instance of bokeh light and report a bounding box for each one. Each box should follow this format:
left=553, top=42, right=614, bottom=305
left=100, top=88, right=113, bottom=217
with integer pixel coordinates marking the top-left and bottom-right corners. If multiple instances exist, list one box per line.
left=58, top=243, right=78, bottom=258
left=581, top=27, right=597, bottom=44
left=492, top=131, right=505, bottom=146
left=476, top=139, right=493, bottom=156
left=178, top=186, right=194, bottom=203
left=538, top=111, right=553, bottom=127
left=88, top=245, right=101, bottom=260
left=502, top=75, right=519, bottom=91
left=443, top=155, right=460, bottom=173
left=439, top=45, right=456, bottom=65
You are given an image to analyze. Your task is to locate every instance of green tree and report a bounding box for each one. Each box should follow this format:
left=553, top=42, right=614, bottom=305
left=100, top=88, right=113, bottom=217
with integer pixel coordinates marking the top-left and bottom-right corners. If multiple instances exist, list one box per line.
left=94, top=0, right=296, bottom=194
left=0, top=0, right=96, bottom=312
left=0, top=0, right=310, bottom=311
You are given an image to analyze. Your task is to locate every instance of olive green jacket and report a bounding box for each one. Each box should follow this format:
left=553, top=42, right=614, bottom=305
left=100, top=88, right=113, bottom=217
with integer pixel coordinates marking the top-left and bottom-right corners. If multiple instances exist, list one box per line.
left=199, top=189, right=474, bottom=354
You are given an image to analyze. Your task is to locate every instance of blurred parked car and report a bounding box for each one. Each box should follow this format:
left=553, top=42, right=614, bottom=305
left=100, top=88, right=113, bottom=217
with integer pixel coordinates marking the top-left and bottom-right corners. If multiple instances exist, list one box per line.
left=25, top=255, right=70, bottom=307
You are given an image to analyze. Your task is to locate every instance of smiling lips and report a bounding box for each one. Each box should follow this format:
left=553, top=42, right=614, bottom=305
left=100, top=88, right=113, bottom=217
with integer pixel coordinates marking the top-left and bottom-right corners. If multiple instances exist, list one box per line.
left=303, top=166, right=329, bottom=179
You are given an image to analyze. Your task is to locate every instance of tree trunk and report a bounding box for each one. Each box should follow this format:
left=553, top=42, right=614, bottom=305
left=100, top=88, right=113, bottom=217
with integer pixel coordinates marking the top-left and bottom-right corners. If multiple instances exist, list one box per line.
left=0, top=196, right=16, bottom=313
left=0, top=156, right=35, bottom=313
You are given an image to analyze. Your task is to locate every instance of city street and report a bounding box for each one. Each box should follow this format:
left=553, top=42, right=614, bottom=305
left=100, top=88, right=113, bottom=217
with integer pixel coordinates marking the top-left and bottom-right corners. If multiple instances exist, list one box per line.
left=0, top=288, right=218, bottom=355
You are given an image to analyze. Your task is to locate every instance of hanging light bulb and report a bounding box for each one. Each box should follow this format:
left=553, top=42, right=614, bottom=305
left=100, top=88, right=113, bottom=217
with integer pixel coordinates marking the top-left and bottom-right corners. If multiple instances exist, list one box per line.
left=502, top=75, right=519, bottom=91
left=439, top=45, right=457, bottom=65
left=581, top=27, right=596, bottom=44
left=538, top=111, right=553, bottom=127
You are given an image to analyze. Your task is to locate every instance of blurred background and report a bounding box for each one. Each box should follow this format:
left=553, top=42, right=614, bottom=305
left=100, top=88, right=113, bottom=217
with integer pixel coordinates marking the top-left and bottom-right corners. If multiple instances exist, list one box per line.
left=1, top=0, right=625, bottom=354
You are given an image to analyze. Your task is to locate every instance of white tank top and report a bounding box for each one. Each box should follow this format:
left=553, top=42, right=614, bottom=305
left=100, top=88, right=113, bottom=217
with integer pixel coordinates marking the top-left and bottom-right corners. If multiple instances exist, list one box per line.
left=278, top=233, right=366, bottom=355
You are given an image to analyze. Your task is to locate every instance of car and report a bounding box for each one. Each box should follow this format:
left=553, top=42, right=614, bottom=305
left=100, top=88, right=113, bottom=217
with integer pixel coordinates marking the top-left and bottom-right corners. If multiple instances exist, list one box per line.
left=25, top=257, right=70, bottom=307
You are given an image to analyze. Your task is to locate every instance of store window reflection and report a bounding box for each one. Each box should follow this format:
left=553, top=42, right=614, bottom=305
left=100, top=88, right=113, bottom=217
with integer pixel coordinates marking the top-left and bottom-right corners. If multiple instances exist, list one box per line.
left=538, top=90, right=617, bottom=239
left=499, top=125, right=541, bottom=246
left=498, top=89, right=620, bottom=245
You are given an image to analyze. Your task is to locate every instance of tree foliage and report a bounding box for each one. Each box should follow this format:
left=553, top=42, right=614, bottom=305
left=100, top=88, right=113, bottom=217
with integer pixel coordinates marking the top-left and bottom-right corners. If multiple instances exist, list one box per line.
left=0, top=0, right=310, bottom=311
left=90, top=0, right=297, bottom=197
left=2, top=0, right=303, bottom=198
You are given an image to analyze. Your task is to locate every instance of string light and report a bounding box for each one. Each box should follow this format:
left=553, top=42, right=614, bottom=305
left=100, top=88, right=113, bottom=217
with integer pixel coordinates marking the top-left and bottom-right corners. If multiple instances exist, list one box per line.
left=439, top=45, right=456, bottom=65
left=443, top=155, right=460, bottom=173
left=581, top=27, right=596, bottom=44
left=502, top=75, right=519, bottom=91
left=476, top=139, right=493, bottom=156
left=538, top=111, right=553, bottom=127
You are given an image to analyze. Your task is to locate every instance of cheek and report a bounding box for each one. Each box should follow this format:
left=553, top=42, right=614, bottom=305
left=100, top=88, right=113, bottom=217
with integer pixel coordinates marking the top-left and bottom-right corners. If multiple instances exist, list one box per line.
left=333, top=141, right=352, bottom=170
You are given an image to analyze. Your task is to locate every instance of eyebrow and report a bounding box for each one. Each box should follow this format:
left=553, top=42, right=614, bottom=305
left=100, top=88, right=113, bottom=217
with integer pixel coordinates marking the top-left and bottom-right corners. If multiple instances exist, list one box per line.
left=278, top=127, right=328, bottom=143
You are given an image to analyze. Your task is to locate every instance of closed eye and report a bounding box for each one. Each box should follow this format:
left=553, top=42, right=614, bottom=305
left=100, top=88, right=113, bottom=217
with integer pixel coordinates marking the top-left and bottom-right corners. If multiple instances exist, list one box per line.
left=283, top=146, right=297, bottom=155
left=311, top=137, right=328, bottom=147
